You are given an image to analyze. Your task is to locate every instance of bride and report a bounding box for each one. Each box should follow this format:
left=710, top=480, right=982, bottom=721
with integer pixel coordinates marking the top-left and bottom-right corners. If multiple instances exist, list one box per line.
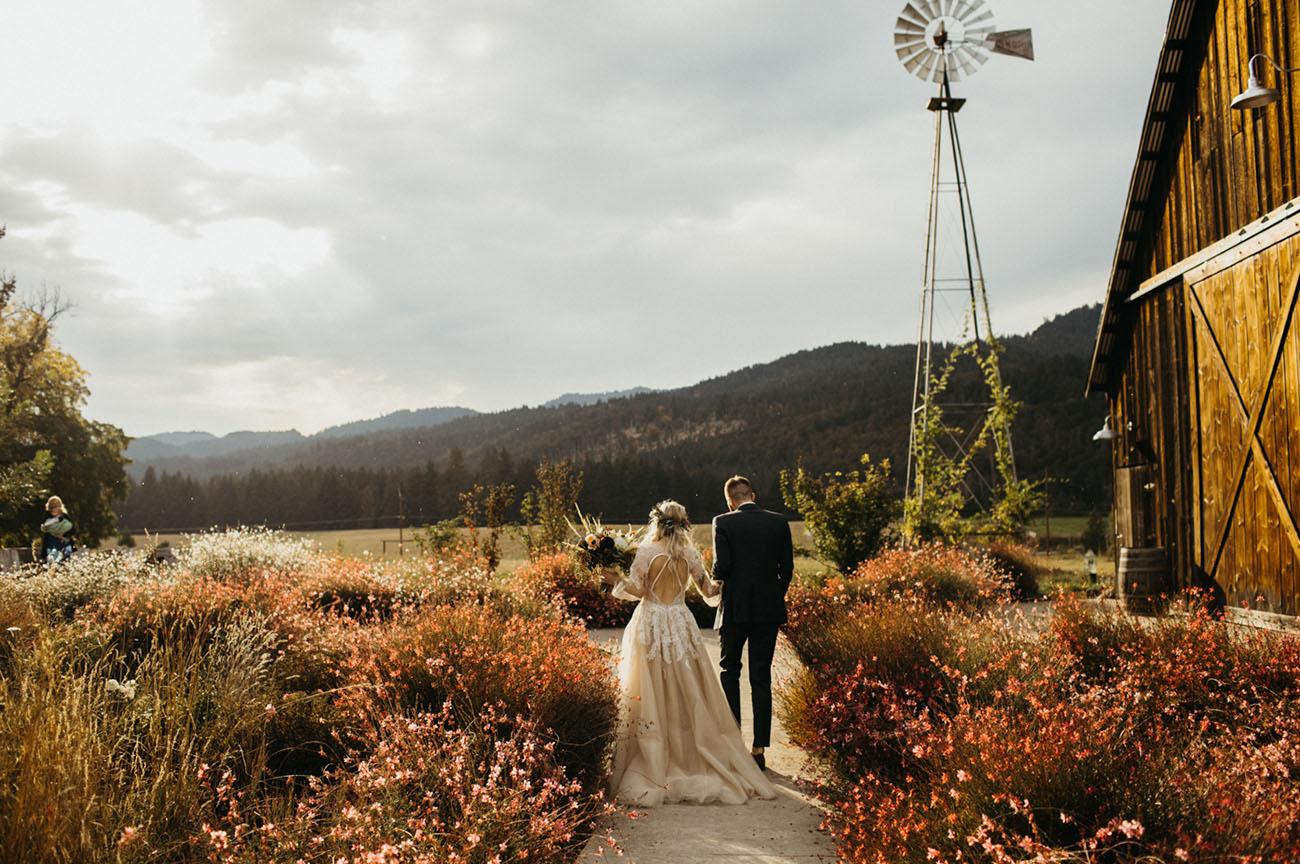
left=603, top=500, right=776, bottom=806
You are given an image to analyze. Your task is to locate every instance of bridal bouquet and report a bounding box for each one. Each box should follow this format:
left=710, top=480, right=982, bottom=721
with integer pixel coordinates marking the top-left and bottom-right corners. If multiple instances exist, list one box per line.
left=566, top=509, right=644, bottom=572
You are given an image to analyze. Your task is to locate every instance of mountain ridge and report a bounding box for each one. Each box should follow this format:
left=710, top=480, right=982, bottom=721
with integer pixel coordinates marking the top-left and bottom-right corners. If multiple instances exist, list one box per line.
left=118, top=304, right=1110, bottom=527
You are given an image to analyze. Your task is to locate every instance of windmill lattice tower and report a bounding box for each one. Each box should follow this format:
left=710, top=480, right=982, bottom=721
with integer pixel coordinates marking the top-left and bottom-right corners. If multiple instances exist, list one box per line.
left=894, top=0, right=1034, bottom=521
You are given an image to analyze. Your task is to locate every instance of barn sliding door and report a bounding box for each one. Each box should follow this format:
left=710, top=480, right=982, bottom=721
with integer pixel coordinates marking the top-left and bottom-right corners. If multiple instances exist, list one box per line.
left=1185, top=227, right=1300, bottom=617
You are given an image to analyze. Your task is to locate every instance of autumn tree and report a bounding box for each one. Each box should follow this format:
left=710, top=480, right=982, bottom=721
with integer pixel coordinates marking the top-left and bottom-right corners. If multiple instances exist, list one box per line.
left=0, top=228, right=129, bottom=546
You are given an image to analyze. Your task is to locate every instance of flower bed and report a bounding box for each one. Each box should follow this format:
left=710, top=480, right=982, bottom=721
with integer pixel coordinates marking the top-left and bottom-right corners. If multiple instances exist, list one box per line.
left=780, top=544, right=1300, bottom=863
left=0, top=531, right=618, bottom=862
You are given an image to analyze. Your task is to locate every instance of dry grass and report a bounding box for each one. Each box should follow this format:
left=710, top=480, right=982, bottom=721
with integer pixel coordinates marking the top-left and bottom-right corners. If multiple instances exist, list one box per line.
left=0, top=532, right=619, bottom=863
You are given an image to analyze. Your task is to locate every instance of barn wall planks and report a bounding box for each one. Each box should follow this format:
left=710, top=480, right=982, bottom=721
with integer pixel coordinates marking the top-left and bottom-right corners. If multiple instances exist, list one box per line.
left=1146, top=0, right=1300, bottom=271
left=1113, top=286, right=1195, bottom=591
left=1106, top=0, right=1300, bottom=614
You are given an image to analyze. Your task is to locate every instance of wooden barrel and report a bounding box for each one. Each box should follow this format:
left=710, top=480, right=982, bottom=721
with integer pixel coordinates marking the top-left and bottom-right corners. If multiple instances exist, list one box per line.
left=1117, top=547, right=1170, bottom=613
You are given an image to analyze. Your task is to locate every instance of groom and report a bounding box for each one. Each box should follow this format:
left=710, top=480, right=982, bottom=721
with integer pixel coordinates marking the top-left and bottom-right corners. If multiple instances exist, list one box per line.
left=710, top=475, right=794, bottom=772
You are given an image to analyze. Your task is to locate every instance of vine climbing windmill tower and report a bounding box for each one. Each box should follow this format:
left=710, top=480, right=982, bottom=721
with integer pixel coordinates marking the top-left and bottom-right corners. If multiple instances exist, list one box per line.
left=894, top=1, right=1035, bottom=536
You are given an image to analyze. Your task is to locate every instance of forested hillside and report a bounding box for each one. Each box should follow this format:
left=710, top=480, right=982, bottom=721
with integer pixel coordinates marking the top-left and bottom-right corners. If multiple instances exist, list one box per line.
left=118, top=305, right=1108, bottom=532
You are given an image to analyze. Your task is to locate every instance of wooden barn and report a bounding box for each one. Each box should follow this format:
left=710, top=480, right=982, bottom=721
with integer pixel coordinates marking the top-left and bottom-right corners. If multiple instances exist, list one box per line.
left=1088, top=0, right=1300, bottom=620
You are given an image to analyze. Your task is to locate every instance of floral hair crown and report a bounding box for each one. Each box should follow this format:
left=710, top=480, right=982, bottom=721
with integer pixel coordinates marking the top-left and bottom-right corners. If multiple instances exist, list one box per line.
left=650, top=504, right=680, bottom=533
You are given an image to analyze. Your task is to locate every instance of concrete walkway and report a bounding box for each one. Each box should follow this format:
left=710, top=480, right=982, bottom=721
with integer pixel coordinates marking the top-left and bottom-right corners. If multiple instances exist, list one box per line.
left=581, top=628, right=835, bottom=864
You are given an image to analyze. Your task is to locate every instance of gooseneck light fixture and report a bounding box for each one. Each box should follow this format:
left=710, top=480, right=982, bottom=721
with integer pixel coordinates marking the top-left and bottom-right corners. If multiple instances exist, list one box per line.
left=1231, top=53, right=1300, bottom=110
left=1092, top=416, right=1117, bottom=442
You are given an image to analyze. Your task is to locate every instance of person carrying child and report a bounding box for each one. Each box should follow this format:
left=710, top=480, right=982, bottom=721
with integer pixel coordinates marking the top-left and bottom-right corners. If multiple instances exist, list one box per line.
left=40, top=495, right=76, bottom=564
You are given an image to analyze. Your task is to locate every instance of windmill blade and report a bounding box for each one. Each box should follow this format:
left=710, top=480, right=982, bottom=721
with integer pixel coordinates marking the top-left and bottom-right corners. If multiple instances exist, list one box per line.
left=952, top=48, right=978, bottom=77
left=926, top=54, right=947, bottom=83
left=898, top=3, right=930, bottom=29
left=936, top=0, right=955, bottom=16
left=900, top=44, right=933, bottom=70
left=964, top=8, right=994, bottom=27
left=950, top=0, right=982, bottom=20
left=895, top=15, right=926, bottom=36
left=917, top=51, right=942, bottom=82
left=986, top=28, right=1034, bottom=60
left=904, top=47, right=936, bottom=76
left=898, top=38, right=933, bottom=60
left=915, top=0, right=942, bottom=21
left=894, top=34, right=929, bottom=56
left=896, top=41, right=929, bottom=63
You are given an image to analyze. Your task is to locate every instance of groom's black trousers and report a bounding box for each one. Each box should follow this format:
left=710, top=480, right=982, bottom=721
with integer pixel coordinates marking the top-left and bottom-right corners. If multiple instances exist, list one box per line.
left=718, top=622, right=780, bottom=748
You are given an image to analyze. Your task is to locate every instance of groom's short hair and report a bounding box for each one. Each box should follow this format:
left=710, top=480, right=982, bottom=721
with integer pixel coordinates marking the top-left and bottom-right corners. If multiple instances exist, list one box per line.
left=724, top=475, right=754, bottom=502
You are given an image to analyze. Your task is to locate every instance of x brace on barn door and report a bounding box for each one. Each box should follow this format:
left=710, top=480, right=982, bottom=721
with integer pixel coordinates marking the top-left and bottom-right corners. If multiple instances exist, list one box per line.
left=1188, top=259, right=1300, bottom=582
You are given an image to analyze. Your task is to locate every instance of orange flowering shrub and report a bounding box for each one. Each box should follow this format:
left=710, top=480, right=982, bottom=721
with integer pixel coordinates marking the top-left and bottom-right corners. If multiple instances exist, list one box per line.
left=982, top=541, right=1043, bottom=601
left=783, top=562, right=1300, bottom=862
left=2, top=537, right=620, bottom=861
left=514, top=552, right=633, bottom=628
left=347, top=602, right=619, bottom=786
left=851, top=544, right=1011, bottom=609
left=80, top=576, right=271, bottom=662
left=195, top=705, right=613, bottom=864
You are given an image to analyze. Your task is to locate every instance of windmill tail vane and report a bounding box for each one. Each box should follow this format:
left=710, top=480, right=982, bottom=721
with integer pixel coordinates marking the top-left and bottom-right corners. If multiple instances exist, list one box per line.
left=985, top=29, right=1034, bottom=61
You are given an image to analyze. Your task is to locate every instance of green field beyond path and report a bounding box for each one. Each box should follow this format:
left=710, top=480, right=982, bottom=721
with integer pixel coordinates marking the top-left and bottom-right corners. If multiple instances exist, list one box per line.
left=117, top=522, right=1112, bottom=591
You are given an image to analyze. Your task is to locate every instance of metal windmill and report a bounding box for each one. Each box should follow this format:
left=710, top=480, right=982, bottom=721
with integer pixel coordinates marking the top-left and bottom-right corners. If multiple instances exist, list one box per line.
left=895, top=0, right=1034, bottom=529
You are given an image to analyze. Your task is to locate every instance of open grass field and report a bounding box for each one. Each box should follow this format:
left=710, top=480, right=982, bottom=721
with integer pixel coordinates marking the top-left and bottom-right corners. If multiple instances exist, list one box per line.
left=1024, top=514, right=1094, bottom=539
left=120, top=523, right=829, bottom=576
left=116, top=522, right=1110, bottom=593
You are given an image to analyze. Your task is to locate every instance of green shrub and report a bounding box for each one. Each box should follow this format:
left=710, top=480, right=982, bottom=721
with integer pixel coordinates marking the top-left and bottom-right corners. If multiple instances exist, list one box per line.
left=1081, top=510, right=1111, bottom=554
left=781, top=454, right=899, bottom=574
left=518, top=457, right=584, bottom=557
left=411, top=518, right=459, bottom=556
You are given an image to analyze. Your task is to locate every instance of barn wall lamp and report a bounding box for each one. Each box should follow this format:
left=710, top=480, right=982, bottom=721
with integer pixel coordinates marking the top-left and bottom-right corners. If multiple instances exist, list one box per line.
left=1232, top=53, right=1300, bottom=110
left=1092, top=416, right=1117, bottom=441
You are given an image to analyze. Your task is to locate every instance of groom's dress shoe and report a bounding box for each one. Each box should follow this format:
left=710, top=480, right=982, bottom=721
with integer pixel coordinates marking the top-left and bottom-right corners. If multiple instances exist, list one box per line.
left=752, top=752, right=766, bottom=772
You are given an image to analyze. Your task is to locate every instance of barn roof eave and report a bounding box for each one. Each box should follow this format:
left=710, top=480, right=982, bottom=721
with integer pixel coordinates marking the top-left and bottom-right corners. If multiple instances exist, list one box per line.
left=1086, top=0, right=1209, bottom=396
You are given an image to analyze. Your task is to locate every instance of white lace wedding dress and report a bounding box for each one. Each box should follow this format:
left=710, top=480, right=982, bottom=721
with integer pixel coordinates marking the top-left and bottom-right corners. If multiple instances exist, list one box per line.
left=609, top=540, right=777, bottom=806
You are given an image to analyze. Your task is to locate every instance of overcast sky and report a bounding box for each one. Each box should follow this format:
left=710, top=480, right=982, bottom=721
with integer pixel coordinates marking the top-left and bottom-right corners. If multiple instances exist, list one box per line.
left=0, top=1, right=1172, bottom=437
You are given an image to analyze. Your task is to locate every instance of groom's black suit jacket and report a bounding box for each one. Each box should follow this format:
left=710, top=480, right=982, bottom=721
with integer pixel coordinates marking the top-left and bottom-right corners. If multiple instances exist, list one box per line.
left=711, top=502, right=794, bottom=627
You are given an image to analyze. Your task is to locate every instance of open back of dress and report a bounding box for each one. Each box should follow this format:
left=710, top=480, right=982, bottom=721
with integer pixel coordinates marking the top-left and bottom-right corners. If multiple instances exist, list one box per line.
left=644, top=553, right=692, bottom=605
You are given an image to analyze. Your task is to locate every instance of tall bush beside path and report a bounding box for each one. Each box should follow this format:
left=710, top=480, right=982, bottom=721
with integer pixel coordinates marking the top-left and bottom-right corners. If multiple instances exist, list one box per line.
left=0, top=530, right=620, bottom=862
left=779, top=545, right=1300, bottom=863
left=781, top=454, right=899, bottom=574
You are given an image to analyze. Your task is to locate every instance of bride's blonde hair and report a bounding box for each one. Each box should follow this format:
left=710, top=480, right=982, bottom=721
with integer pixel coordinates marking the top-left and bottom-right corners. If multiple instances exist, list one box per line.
left=648, top=499, right=696, bottom=561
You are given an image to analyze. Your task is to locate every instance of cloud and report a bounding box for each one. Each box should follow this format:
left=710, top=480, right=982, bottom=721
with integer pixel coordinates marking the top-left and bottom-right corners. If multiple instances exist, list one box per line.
left=0, top=0, right=1172, bottom=436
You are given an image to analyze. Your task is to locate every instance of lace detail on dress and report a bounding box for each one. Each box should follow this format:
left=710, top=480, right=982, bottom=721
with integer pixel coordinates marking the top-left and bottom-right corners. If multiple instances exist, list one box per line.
left=631, top=602, right=702, bottom=663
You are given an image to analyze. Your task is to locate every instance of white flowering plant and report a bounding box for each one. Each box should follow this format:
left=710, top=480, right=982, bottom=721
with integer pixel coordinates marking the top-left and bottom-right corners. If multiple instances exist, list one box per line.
left=179, top=527, right=315, bottom=581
